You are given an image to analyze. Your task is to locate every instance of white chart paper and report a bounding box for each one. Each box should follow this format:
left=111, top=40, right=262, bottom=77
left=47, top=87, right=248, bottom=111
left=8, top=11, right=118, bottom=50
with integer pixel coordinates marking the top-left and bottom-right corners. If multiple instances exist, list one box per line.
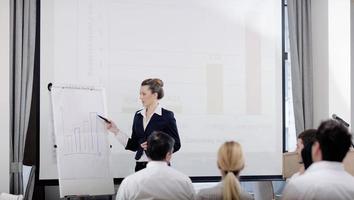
left=51, top=85, right=114, bottom=197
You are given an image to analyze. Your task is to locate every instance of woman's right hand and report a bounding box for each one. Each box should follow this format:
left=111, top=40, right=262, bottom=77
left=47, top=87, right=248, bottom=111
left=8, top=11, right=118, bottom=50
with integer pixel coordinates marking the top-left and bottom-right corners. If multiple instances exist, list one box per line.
left=105, top=120, right=120, bottom=136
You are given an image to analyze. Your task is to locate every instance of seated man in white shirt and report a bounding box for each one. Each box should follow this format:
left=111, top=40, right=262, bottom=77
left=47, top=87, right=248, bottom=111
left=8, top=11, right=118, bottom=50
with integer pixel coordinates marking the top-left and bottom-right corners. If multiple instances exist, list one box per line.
left=282, top=119, right=354, bottom=200
left=116, top=131, right=195, bottom=200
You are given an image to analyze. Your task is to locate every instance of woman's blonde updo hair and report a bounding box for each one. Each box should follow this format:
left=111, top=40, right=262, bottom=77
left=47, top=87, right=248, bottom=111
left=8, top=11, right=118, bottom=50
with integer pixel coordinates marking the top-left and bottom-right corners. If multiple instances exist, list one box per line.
left=141, top=78, right=164, bottom=99
left=217, top=141, right=245, bottom=200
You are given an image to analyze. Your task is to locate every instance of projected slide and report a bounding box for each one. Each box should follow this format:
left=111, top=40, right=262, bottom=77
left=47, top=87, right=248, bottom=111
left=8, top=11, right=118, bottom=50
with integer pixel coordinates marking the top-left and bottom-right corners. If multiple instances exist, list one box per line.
left=41, top=0, right=282, bottom=179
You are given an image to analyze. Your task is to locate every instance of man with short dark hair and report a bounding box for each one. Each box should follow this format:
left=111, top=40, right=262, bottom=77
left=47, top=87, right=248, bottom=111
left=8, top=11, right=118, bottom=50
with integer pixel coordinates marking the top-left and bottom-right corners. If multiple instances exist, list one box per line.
left=116, top=131, right=195, bottom=200
left=283, top=119, right=354, bottom=200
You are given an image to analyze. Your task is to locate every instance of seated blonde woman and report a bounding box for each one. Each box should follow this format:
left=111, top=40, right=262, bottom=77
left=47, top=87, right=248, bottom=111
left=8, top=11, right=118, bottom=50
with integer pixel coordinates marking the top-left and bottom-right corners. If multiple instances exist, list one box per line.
left=196, top=141, right=253, bottom=200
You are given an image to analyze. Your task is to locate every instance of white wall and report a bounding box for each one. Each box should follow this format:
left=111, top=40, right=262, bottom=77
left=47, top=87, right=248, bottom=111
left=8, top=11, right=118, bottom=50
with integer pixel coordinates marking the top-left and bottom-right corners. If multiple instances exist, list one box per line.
left=0, top=0, right=10, bottom=193
left=312, top=0, right=351, bottom=127
left=312, top=0, right=329, bottom=126
left=328, top=0, right=351, bottom=125
left=351, top=0, right=354, bottom=131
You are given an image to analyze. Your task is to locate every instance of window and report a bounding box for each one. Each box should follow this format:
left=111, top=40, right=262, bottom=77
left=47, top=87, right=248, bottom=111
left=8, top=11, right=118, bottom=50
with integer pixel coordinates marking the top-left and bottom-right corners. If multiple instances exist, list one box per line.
left=284, top=1, right=296, bottom=152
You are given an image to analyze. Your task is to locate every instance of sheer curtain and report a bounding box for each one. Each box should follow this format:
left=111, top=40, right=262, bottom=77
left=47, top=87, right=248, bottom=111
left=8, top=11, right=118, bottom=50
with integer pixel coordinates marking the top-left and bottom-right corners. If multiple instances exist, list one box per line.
left=10, top=0, right=37, bottom=195
left=287, top=0, right=314, bottom=135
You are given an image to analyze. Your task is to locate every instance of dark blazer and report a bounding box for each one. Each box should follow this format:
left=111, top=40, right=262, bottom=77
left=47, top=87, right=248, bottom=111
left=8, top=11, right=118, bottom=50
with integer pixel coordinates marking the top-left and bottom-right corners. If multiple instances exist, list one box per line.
left=125, top=108, right=181, bottom=160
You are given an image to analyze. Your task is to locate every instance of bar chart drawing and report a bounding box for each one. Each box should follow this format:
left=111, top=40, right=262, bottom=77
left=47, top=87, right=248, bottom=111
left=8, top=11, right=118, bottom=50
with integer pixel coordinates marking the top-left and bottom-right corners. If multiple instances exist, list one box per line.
left=50, top=85, right=114, bottom=197
left=61, top=111, right=102, bottom=156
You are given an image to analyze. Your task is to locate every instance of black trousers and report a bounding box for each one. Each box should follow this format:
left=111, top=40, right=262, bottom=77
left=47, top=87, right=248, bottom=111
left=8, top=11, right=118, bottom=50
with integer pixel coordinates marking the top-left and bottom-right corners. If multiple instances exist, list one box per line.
left=135, top=161, right=148, bottom=172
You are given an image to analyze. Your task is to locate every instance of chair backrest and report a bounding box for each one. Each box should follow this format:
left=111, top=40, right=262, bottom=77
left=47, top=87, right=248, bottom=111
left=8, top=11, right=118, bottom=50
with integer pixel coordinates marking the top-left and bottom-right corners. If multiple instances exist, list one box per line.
left=343, top=150, right=354, bottom=175
left=253, top=181, right=274, bottom=200
left=283, top=150, right=354, bottom=178
left=283, top=152, right=300, bottom=179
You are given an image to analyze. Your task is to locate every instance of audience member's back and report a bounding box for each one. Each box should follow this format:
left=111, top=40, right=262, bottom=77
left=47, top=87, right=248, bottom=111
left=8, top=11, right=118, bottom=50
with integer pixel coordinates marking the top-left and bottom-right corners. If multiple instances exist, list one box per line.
left=118, top=161, right=194, bottom=200
left=116, top=131, right=195, bottom=200
left=282, top=119, right=354, bottom=200
left=196, top=141, right=253, bottom=200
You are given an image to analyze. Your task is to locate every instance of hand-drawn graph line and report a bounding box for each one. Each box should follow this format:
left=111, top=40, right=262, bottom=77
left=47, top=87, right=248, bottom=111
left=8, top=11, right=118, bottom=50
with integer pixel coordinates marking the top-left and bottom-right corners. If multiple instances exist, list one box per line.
left=60, top=110, right=102, bottom=156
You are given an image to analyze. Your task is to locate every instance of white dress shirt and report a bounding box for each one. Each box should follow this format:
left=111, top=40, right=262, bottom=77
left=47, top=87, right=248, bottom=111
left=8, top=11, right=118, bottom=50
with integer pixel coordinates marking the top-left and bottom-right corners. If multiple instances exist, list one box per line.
left=115, top=105, right=162, bottom=162
left=282, top=161, right=354, bottom=200
left=287, top=171, right=301, bottom=181
left=116, top=161, right=196, bottom=200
